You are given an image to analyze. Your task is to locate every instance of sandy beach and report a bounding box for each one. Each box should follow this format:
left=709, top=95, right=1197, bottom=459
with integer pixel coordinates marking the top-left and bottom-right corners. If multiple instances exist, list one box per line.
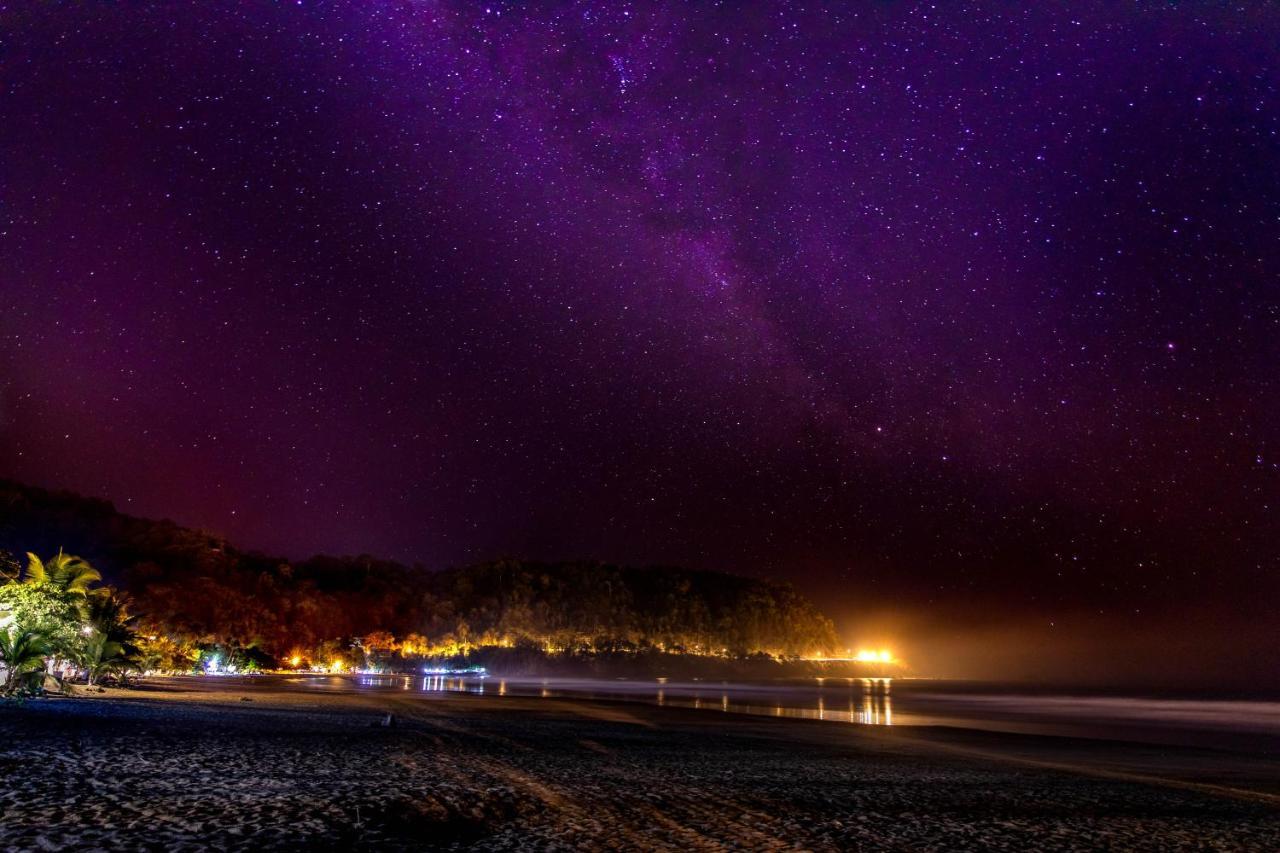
left=2, top=677, right=1278, bottom=851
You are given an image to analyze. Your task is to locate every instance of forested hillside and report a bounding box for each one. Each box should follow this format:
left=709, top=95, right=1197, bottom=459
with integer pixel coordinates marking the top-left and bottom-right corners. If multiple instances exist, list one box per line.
left=1, top=480, right=838, bottom=665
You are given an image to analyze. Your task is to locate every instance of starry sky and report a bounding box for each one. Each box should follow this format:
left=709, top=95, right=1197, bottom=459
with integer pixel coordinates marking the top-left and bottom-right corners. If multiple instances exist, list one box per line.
left=2, top=2, right=1277, bottom=683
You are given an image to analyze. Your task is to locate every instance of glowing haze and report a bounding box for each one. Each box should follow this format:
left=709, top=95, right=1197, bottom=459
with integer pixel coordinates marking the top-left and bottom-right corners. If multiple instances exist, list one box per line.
left=1, top=3, right=1276, bottom=685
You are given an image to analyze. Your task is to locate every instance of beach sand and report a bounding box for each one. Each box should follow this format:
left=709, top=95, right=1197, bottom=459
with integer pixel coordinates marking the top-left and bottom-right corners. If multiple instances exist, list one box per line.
left=2, top=676, right=1278, bottom=851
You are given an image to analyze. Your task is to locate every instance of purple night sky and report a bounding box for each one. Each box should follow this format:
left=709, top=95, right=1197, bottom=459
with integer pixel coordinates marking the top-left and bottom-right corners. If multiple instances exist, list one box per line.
left=2, top=3, right=1276, bottom=680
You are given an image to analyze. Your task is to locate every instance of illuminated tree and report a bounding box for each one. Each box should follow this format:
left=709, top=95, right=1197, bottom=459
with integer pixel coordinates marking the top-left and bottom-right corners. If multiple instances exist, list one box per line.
left=75, top=589, right=141, bottom=685
left=74, top=633, right=126, bottom=687
left=135, top=631, right=198, bottom=674
left=23, top=550, right=102, bottom=596
left=0, top=579, right=82, bottom=653
left=0, top=625, right=51, bottom=696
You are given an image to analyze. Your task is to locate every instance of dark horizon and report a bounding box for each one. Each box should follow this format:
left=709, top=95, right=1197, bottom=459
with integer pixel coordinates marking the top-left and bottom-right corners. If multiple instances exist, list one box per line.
left=2, top=3, right=1277, bottom=688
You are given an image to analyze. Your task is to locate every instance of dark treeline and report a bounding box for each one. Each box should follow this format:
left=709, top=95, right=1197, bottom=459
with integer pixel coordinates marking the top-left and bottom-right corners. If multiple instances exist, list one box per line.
left=0, top=480, right=838, bottom=663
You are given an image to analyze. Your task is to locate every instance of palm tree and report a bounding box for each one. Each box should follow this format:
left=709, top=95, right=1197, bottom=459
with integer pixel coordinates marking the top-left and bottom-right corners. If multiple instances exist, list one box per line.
left=75, top=633, right=126, bottom=688
left=0, top=626, right=51, bottom=696
left=78, top=590, right=140, bottom=686
left=84, top=589, right=135, bottom=636
left=24, top=550, right=102, bottom=596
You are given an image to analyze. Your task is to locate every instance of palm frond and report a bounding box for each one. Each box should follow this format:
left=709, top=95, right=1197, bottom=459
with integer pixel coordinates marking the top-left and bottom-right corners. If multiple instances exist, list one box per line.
left=23, top=552, right=48, bottom=585
left=22, top=551, right=102, bottom=596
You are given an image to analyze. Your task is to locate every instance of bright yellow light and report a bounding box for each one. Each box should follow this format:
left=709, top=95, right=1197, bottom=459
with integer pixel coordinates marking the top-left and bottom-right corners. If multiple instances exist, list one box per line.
left=289, top=655, right=302, bottom=668
left=330, top=660, right=344, bottom=672
left=855, top=649, right=894, bottom=664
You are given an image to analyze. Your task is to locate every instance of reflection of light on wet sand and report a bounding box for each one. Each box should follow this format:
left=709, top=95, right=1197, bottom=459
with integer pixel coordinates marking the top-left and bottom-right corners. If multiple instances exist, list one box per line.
left=707, top=680, right=892, bottom=726
left=376, top=674, right=895, bottom=727
left=336, top=676, right=1280, bottom=759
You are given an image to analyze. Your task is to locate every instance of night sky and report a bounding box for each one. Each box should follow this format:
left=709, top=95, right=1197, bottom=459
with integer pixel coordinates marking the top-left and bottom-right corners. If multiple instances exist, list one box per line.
left=2, top=3, right=1277, bottom=683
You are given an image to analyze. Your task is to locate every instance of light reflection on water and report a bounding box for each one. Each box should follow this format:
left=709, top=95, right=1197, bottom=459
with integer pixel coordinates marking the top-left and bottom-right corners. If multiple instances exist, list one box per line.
left=327, top=674, right=1280, bottom=753
left=355, top=674, right=895, bottom=726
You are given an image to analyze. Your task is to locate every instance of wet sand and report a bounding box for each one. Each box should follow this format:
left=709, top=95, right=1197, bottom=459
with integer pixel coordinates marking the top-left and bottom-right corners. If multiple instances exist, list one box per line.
left=2, top=676, right=1278, bottom=851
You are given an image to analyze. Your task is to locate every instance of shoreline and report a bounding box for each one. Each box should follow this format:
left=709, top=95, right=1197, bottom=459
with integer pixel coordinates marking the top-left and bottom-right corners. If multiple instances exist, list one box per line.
left=112, top=676, right=1280, bottom=797
left=135, top=671, right=1280, bottom=757
left=3, top=678, right=1279, bottom=850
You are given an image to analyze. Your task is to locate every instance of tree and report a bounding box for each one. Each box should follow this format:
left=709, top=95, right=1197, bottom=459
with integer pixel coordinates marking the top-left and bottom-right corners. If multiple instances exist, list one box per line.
left=74, top=633, right=127, bottom=687
left=135, top=631, right=198, bottom=674
left=0, top=626, right=51, bottom=696
left=2, top=552, right=126, bottom=681
left=76, top=590, right=140, bottom=685
left=0, top=550, right=19, bottom=584
left=0, top=580, right=82, bottom=654
left=23, top=550, right=102, bottom=596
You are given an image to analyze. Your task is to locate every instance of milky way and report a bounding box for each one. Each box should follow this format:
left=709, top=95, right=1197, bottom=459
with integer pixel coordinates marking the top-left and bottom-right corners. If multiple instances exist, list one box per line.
left=1, top=3, right=1277, bottom=679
